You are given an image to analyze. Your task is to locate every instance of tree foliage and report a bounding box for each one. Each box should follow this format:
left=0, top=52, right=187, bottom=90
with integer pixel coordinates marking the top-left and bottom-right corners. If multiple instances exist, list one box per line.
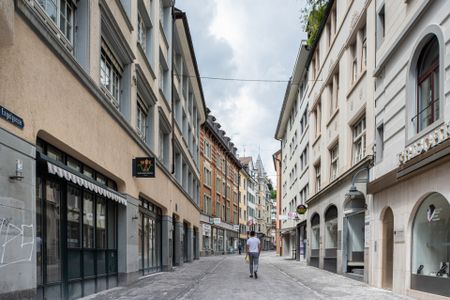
left=301, top=0, right=329, bottom=46
left=270, top=190, right=277, bottom=200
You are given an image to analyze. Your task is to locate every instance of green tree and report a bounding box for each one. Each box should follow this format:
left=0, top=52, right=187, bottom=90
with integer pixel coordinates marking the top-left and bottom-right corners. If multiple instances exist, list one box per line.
left=301, top=0, right=329, bottom=46
left=270, top=190, right=277, bottom=200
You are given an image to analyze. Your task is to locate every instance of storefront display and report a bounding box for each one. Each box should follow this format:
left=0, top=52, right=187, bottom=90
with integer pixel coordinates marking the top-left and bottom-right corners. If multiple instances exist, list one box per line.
left=310, top=214, right=320, bottom=268
left=324, top=206, right=338, bottom=273
left=411, top=192, right=450, bottom=297
left=36, top=140, right=122, bottom=300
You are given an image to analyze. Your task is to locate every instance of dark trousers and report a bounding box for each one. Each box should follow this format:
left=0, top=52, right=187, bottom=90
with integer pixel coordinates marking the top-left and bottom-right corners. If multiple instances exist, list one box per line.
left=249, top=252, right=259, bottom=274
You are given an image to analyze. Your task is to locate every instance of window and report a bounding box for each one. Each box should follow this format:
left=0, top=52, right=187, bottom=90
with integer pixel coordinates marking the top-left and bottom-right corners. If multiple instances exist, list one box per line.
left=136, top=96, right=148, bottom=140
left=330, top=144, right=339, bottom=181
left=376, top=5, right=385, bottom=48
left=137, top=13, right=147, bottom=52
left=329, top=70, right=339, bottom=116
left=352, top=116, right=366, bottom=164
left=376, top=124, right=384, bottom=163
left=203, top=168, right=211, bottom=187
left=351, top=41, right=357, bottom=83
left=361, top=26, right=367, bottom=71
left=314, top=102, right=322, bottom=138
left=203, top=194, right=212, bottom=215
left=37, top=0, right=74, bottom=44
left=415, top=37, right=439, bottom=132
left=204, top=140, right=211, bottom=159
left=216, top=177, right=221, bottom=194
left=100, top=44, right=122, bottom=108
left=159, top=120, right=170, bottom=167
left=315, top=162, right=321, bottom=192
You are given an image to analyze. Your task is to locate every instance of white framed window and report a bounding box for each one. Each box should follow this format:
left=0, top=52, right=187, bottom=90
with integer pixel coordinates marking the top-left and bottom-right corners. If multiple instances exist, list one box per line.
left=352, top=116, right=366, bottom=164
left=330, top=144, right=339, bottom=181
left=136, top=95, right=148, bottom=140
left=100, top=43, right=122, bottom=108
left=37, top=0, right=74, bottom=44
left=315, top=162, right=321, bottom=192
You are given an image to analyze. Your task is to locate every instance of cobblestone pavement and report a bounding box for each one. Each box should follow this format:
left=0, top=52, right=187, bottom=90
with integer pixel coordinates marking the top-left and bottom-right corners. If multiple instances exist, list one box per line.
left=82, top=252, right=412, bottom=300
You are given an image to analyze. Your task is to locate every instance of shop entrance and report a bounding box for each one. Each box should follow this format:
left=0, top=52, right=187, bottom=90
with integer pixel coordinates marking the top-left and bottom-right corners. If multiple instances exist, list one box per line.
left=138, top=198, right=162, bottom=275
left=382, top=207, right=394, bottom=290
left=343, top=197, right=366, bottom=278
left=36, top=141, right=120, bottom=300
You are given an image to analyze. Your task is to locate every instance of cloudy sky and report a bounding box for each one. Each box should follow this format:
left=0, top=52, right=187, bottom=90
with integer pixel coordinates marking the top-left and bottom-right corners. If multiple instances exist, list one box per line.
left=177, top=0, right=307, bottom=182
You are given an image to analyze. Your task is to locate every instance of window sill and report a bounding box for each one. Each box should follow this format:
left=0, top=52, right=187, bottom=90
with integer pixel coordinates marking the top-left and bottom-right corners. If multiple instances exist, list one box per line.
left=312, top=134, right=321, bottom=147
left=158, top=88, right=172, bottom=113
left=347, top=69, right=367, bottom=99
left=326, top=108, right=340, bottom=127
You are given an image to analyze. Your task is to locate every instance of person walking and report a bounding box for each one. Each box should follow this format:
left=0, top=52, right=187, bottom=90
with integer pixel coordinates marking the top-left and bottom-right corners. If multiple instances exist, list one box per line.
left=246, top=231, right=261, bottom=279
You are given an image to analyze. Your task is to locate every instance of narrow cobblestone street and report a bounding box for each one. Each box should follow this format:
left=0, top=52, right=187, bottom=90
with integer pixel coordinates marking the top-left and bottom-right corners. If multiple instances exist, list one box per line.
left=82, top=252, right=410, bottom=300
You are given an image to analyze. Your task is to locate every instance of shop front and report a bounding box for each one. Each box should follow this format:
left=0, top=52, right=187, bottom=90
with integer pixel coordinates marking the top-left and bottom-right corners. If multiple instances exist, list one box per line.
left=369, top=151, right=450, bottom=298
left=36, top=140, right=124, bottom=300
left=137, top=198, right=162, bottom=275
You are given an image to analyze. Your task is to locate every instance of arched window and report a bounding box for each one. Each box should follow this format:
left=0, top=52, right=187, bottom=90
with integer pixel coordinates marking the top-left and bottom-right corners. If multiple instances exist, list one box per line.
left=311, top=213, right=321, bottom=250
left=325, top=206, right=338, bottom=249
left=411, top=193, right=450, bottom=297
left=416, top=36, right=439, bottom=132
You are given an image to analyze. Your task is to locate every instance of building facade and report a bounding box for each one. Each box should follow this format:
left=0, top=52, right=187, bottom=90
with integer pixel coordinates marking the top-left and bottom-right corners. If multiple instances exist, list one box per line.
left=240, top=157, right=258, bottom=237
left=199, top=115, right=240, bottom=256
left=301, top=0, right=375, bottom=281
left=272, top=150, right=282, bottom=255
left=0, top=1, right=205, bottom=299
left=238, top=168, right=250, bottom=247
left=275, top=42, right=310, bottom=261
left=367, top=0, right=450, bottom=298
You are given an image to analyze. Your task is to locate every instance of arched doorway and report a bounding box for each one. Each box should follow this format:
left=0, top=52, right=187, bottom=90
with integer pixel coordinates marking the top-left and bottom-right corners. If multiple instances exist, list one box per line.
left=324, top=206, right=338, bottom=273
left=382, top=207, right=394, bottom=290
left=310, top=213, right=320, bottom=268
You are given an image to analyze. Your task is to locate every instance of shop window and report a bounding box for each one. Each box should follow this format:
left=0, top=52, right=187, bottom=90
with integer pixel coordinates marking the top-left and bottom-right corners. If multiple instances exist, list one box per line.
left=411, top=193, right=450, bottom=297
left=311, top=214, right=320, bottom=250
left=325, top=206, right=338, bottom=249
left=414, top=36, right=439, bottom=133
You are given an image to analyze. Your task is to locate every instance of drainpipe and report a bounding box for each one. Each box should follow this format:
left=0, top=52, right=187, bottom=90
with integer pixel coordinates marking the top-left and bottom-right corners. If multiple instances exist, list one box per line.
left=171, top=1, right=176, bottom=175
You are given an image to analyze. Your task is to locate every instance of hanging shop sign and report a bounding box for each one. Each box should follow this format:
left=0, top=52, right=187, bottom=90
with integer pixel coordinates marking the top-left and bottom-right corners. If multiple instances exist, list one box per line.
left=0, top=105, right=24, bottom=129
left=233, top=224, right=240, bottom=231
left=247, top=219, right=253, bottom=226
left=132, top=157, right=155, bottom=177
left=296, top=204, right=308, bottom=215
left=398, top=121, right=450, bottom=165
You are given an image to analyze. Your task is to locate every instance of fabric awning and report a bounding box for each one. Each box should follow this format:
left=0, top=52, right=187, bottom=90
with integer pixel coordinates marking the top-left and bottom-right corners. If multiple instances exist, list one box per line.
left=47, top=161, right=127, bottom=206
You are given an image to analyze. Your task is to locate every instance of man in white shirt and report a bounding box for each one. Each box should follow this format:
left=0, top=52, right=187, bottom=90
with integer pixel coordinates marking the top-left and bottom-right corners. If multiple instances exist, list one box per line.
left=246, top=231, right=261, bottom=279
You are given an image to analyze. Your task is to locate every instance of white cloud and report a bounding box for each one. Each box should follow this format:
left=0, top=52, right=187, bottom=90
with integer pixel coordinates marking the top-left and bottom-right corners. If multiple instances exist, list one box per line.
left=177, top=0, right=306, bottom=183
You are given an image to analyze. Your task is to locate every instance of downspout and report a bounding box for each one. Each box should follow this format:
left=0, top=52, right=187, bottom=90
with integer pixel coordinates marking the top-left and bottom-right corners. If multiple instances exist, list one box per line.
left=171, top=1, right=176, bottom=175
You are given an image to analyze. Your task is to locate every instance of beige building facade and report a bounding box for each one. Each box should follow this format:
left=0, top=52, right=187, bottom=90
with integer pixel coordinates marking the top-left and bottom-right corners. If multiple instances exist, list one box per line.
left=303, top=0, right=376, bottom=281
left=0, top=1, right=205, bottom=299
left=368, top=0, right=450, bottom=298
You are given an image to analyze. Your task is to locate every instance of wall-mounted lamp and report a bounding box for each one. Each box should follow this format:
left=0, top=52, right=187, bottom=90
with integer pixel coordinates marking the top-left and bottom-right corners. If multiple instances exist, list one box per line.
left=9, top=159, right=24, bottom=181
left=132, top=215, right=139, bottom=221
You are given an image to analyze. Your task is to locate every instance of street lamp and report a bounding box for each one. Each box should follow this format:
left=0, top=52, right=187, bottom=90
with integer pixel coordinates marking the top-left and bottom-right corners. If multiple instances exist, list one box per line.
left=345, top=167, right=370, bottom=202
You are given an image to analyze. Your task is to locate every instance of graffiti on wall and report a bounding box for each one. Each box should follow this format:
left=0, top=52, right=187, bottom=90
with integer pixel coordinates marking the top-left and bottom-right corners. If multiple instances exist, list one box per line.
left=0, top=217, right=34, bottom=269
